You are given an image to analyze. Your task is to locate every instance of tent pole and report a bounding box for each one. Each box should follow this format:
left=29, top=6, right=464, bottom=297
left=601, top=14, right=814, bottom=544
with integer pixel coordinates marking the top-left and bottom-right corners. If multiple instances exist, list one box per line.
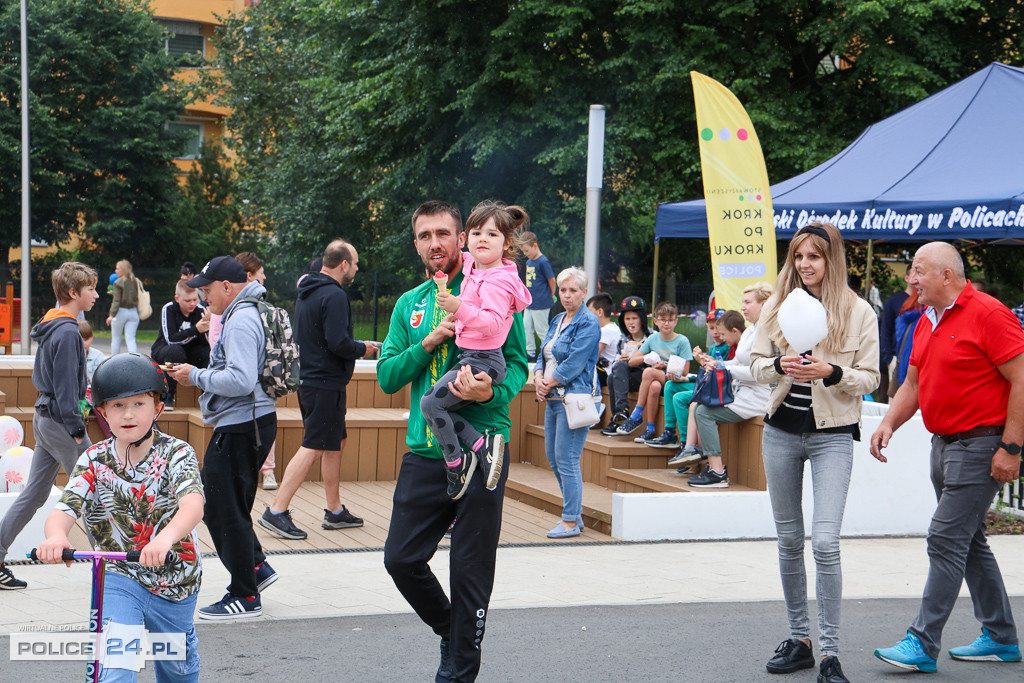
left=651, top=241, right=660, bottom=307
left=864, top=239, right=873, bottom=299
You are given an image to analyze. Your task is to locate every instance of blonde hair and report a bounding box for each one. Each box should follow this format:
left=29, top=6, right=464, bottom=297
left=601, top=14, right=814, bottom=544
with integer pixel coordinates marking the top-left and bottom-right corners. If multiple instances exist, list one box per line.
left=77, top=319, right=93, bottom=340
left=556, top=266, right=587, bottom=289
left=743, top=281, right=774, bottom=303
left=52, top=262, right=98, bottom=304
left=174, top=280, right=197, bottom=298
left=758, top=223, right=856, bottom=355
left=116, top=259, right=134, bottom=279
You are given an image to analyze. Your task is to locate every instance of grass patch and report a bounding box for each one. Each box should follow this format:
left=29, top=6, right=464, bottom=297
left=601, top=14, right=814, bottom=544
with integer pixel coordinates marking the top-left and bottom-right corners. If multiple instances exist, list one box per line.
left=92, top=330, right=159, bottom=343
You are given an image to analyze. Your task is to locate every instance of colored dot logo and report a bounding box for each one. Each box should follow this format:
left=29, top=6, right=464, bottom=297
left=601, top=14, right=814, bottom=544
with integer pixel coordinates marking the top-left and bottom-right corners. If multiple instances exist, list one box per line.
left=700, top=127, right=751, bottom=142
left=738, top=194, right=764, bottom=202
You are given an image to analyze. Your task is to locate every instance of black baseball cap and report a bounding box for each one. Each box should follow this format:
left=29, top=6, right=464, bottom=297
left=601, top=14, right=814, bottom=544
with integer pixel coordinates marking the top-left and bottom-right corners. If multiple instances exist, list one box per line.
left=187, top=256, right=247, bottom=287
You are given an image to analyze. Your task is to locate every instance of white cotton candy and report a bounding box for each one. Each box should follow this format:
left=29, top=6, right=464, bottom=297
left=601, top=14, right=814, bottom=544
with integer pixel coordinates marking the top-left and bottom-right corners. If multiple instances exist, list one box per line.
left=777, top=289, right=828, bottom=353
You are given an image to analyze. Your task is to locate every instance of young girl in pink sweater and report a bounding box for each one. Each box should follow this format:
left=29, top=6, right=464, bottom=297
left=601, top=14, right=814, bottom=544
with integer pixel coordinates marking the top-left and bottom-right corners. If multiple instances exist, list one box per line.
left=421, top=200, right=532, bottom=500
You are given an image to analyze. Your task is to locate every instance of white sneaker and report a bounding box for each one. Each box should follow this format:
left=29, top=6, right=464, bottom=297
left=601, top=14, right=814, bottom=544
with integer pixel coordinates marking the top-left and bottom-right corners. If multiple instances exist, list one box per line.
left=262, top=471, right=278, bottom=490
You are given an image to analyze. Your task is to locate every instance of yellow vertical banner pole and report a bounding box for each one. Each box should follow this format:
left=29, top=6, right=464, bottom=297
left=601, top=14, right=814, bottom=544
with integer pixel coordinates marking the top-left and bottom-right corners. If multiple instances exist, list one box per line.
left=692, top=72, right=777, bottom=311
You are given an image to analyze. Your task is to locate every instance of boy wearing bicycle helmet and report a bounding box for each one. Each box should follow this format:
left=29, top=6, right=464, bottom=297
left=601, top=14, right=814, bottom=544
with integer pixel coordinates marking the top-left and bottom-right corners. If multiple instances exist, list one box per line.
left=38, top=353, right=204, bottom=682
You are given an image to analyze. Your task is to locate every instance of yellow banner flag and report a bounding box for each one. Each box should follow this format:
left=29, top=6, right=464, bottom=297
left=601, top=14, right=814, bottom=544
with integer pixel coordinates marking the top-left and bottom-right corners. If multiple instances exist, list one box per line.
left=691, top=71, right=777, bottom=312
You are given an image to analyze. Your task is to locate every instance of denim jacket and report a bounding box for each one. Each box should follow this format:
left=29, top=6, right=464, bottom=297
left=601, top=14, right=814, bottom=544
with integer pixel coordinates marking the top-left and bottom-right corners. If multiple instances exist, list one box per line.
left=534, top=307, right=601, bottom=398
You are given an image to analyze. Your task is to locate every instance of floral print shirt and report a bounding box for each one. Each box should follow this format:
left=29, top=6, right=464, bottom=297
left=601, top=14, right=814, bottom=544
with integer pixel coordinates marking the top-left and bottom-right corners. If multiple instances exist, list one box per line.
left=58, top=430, right=204, bottom=601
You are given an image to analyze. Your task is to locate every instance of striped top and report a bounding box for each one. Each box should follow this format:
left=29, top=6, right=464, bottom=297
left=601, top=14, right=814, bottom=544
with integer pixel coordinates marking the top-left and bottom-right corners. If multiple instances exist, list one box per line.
left=766, top=368, right=859, bottom=439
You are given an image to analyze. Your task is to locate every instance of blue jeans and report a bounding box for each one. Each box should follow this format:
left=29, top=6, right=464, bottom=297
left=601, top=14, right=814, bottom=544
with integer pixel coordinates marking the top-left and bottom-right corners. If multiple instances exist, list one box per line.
left=544, top=400, right=589, bottom=521
left=99, top=571, right=200, bottom=682
left=909, top=434, right=1017, bottom=659
left=762, top=424, right=853, bottom=657
left=111, top=306, right=139, bottom=355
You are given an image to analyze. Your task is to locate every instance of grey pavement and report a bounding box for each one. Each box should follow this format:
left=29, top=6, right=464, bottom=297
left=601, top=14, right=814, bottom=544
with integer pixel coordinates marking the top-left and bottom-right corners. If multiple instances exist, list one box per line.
left=2, top=537, right=1024, bottom=680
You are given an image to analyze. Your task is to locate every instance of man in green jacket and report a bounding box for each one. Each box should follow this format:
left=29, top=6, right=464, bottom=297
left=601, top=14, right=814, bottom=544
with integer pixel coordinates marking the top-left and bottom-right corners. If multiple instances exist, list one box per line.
left=380, top=200, right=528, bottom=682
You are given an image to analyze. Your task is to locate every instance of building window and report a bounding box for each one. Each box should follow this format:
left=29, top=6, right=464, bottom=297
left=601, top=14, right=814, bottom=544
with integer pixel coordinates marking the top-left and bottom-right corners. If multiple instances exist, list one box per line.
left=156, top=19, right=204, bottom=62
left=166, top=122, right=203, bottom=160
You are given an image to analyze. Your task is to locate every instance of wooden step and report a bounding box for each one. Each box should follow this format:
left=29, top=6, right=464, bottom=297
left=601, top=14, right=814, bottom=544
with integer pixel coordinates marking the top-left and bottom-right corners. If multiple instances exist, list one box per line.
left=503, top=461, right=613, bottom=535
left=606, top=467, right=760, bottom=494
left=523, top=424, right=677, bottom=489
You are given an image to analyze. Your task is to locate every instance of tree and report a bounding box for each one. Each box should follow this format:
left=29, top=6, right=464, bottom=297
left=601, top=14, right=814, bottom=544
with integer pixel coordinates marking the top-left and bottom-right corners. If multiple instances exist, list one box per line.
left=0, top=0, right=187, bottom=262
left=165, top=139, right=246, bottom=266
left=215, top=0, right=1024, bottom=296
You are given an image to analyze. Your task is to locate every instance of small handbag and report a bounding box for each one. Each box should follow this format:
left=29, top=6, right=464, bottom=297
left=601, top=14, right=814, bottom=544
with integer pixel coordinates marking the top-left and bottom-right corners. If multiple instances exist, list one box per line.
left=693, top=366, right=735, bottom=407
left=564, top=392, right=602, bottom=429
left=563, top=368, right=605, bottom=429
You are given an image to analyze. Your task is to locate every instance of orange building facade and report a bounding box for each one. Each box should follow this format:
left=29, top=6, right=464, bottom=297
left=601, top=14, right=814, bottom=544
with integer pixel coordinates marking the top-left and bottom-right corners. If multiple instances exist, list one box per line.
left=151, top=0, right=249, bottom=173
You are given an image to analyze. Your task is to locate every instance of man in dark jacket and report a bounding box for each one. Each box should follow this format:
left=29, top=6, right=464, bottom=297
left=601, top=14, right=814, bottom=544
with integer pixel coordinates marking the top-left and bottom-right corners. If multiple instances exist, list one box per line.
left=258, top=240, right=379, bottom=540
left=150, top=280, right=210, bottom=410
left=0, top=262, right=99, bottom=588
left=878, top=273, right=912, bottom=402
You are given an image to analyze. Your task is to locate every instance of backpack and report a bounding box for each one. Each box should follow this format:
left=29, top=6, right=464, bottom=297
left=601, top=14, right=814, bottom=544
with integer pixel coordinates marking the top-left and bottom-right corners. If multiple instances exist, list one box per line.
left=235, top=296, right=300, bottom=398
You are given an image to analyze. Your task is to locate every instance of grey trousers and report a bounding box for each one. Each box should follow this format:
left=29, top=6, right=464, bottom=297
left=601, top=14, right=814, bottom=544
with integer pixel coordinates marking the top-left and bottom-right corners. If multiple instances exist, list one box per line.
left=694, top=403, right=744, bottom=457
left=0, top=412, right=91, bottom=562
left=420, top=348, right=506, bottom=465
left=762, top=424, right=853, bottom=657
left=607, top=360, right=643, bottom=414
left=909, top=434, right=1017, bottom=658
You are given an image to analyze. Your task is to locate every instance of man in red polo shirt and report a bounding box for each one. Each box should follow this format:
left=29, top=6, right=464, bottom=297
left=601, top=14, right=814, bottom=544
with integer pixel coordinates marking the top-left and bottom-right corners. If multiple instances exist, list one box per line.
left=870, top=241, right=1024, bottom=672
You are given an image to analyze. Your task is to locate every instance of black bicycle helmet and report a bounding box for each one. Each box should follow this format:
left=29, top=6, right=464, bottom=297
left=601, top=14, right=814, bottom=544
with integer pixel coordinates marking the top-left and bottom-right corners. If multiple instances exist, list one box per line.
left=617, top=294, right=649, bottom=338
left=91, top=353, right=169, bottom=408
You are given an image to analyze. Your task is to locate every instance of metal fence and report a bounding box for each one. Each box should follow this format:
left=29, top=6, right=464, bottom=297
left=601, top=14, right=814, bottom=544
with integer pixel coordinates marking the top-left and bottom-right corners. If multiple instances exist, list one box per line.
left=996, top=479, right=1024, bottom=517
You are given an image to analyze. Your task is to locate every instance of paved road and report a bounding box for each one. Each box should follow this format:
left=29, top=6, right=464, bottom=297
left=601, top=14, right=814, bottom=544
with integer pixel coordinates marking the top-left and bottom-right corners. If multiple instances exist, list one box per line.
left=4, top=597, right=1023, bottom=681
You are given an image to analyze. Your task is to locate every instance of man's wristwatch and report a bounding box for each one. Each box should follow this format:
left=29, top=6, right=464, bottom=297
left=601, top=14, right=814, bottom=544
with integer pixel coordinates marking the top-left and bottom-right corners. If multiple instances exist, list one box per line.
left=998, top=441, right=1022, bottom=456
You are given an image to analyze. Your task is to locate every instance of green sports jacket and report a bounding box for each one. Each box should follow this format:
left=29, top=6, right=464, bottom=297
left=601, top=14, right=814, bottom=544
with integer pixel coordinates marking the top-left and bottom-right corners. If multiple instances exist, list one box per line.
left=377, top=268, right=528, bottom=459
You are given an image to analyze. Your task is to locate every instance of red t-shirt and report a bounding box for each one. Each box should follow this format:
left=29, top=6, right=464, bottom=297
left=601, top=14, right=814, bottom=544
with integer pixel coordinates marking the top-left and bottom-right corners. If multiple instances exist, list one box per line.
left=910, top=282, right=1024, bottom=434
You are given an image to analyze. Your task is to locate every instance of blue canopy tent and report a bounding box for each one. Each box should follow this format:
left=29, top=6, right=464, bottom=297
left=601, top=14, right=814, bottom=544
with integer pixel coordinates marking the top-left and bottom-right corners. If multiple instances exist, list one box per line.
left=655, top=62, right=1024, bottom=244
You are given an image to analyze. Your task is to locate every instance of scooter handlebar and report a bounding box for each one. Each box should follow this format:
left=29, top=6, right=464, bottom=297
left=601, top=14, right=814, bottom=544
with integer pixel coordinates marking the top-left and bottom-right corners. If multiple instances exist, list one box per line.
left=29, top=548, right=173, bottom=564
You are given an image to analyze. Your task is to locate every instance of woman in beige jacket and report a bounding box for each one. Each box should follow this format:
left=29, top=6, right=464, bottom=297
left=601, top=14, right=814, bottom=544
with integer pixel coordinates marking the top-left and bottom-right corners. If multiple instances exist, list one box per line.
left=750, top=223, right=879, bottom=683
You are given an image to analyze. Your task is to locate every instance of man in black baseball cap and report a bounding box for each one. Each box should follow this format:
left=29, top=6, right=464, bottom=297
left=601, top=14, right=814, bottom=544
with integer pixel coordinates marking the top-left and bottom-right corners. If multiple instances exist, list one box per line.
left=185, top=256, right=247, bottom=289
left=169, top=254, right=278, bottom=620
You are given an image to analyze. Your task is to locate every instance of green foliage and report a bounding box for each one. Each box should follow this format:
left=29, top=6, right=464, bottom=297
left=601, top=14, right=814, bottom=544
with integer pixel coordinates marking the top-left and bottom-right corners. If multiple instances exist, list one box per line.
left=214, top=0, right=1024, bottom=296
left=164, top=139, right=246, bottom=266
left=0, top=0, right=188, bottom=262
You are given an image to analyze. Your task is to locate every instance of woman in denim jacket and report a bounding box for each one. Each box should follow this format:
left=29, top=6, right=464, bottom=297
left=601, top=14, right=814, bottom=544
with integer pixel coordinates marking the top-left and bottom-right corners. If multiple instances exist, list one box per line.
left=533, top=267, right=601, bottom=539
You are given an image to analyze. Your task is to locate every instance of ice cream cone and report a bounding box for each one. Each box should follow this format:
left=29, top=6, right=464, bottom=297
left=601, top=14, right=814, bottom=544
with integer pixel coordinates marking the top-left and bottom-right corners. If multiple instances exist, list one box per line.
left=433, top=271, right=449, bottom=293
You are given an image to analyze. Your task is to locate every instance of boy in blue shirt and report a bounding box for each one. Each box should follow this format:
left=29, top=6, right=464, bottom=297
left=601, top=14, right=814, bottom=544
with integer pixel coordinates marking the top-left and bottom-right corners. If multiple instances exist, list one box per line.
left=617, top=302, right=693, bottom=443
left=521, top=231, right=555, bottom=360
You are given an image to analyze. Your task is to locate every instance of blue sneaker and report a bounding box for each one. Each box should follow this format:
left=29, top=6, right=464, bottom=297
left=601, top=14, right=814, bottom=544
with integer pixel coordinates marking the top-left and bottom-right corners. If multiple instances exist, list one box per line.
left=616, top=417, right=643, bottom=436
left=634, top=427, right=656, bottom=443
left=949, top=628, right=1022, bottom=662
left=668, top=444, right=703, bottom=465
left=874, top=631, right=937, bottom=672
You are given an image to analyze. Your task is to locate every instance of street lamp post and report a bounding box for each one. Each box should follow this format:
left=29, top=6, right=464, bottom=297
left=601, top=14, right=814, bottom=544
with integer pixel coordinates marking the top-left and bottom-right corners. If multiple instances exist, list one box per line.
left=20, top=0, right=30, bottom=354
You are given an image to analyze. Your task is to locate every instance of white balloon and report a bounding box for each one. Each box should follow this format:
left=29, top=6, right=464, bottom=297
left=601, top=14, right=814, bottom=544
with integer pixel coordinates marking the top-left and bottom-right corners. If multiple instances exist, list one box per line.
left=777, top=289, right=828, bottom=353
left=0, top=415, right=23, bottom=451
left=0, top=446, right=33, bottom=493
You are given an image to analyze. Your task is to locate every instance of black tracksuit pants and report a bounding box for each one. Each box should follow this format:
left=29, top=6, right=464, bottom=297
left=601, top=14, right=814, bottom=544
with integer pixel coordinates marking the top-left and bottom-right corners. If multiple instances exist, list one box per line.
left=201, top=412, right=276, bottom=597
left=384, top=444, right=509, bottom=682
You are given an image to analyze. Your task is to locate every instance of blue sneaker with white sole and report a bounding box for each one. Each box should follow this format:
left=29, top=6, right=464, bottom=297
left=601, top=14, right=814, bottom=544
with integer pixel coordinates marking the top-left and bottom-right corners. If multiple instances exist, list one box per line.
left=949, top=628, right=1022, bottom=662
left=874, top=631, right=937, bottom=672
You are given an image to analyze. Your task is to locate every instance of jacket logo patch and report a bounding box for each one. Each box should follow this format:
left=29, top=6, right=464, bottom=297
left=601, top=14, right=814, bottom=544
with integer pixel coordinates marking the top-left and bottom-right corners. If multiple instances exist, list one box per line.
left=410, top=310, right=424, bottom=328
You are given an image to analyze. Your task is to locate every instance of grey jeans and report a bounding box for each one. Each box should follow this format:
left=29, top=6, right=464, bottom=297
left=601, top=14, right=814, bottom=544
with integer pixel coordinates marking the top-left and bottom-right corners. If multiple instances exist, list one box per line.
left=694, top=404, right=744, bottom=456
left=420, top=348, right=506, bottom=465
left=908, top=434, right=1017, bottom=658
left=0, top=412, right=91, bottom=562
left=762, top=424, right=853, bottom=657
